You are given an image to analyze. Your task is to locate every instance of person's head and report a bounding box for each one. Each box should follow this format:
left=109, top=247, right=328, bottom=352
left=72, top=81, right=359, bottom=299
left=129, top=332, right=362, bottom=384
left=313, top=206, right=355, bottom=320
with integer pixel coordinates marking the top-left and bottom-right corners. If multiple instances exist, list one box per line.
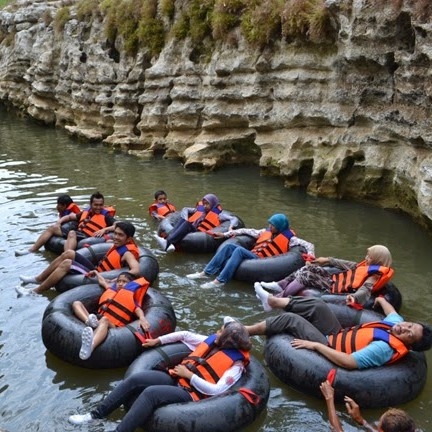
left=89, top=191, right=105, bottom=213
left=215, top=317, right=252, bottom=352
left=391, top=321, right=432, bottom=351
left=365, top=245, right=392, bottom=267
left=113, top=221, right=136, bottom=246
left=202, top=194, right=220, bottom=212
left=154, top=190, right=167, bottom=203
left=268, top=214, right=289, bottom=234
left=56, top=194, right=73, bottom=212
left=378, top=408, right=416, bottom=432
left=116, top=271, right=135, bottom=288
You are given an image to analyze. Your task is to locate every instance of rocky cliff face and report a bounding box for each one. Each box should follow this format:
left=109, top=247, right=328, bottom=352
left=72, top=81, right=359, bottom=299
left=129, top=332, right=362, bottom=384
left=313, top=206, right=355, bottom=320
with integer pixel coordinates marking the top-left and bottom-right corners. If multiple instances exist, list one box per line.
left=1, top=0, right=432, bottom=231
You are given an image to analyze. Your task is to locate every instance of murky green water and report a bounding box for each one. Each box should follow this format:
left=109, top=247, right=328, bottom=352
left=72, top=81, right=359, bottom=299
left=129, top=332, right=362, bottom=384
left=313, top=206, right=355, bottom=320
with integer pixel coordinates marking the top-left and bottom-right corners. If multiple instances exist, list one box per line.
left=1, top=105, right=431, bottom=431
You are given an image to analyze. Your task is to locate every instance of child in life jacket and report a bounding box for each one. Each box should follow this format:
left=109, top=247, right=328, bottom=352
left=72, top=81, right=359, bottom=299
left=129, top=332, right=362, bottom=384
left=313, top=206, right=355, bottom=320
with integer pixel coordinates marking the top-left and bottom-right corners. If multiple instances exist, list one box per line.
left=155, top=193, right=238, bottom=252
left=15, top=194, right=81, bottom=256
left=72, top=271, right=150, bottom=360
left=148, top=190, right=176, bottom=221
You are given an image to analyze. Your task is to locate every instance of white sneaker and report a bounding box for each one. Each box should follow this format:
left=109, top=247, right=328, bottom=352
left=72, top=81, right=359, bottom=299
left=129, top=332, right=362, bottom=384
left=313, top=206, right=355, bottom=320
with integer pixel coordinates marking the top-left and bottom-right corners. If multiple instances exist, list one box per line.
left=79, top=327, right=94, bottom=360
left=85, top=314, right=99, bottom=329
left=261, top=281, right=283, bottom=293
left=15, top=249, right=31, bottom=256
left=254, top=282, right=272, bottom=312
left=186, top=272, right=207, bottom=279
left=68, top=412, right=94, bottom=425
left=15, top=286, right=33, bottom=297
left=223, top=316, right=239, bottom=325
left=202, top=280, right=225, bottom=289
left=166, top=244, right=175, bottom=253
left=154, top=235, right=167, bottom=250
left=19, top=275, right=38, bottom=285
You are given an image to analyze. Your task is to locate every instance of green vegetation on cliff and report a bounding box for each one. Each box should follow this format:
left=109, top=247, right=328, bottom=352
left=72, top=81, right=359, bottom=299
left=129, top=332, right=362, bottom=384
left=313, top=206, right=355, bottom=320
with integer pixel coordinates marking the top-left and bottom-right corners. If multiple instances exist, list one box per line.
left=53, top=0, right=338, bottom=59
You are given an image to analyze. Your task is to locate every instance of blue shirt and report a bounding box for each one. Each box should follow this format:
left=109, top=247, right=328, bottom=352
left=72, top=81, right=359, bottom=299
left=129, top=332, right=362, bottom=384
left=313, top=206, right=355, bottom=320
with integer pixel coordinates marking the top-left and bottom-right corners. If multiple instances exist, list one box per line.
left=351, top=312, right=404, bottom=369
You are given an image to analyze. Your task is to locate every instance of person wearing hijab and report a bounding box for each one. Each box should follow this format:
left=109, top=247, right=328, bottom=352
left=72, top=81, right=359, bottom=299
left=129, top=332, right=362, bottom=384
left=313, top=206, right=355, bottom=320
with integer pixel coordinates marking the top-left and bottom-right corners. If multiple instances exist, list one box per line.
left=187, top=213, right=315, bottom=289
left=68, top=317, right=251, bottom=431
left=155, top=193, right=238, bottom=252
left=254, top=245, right=393, bottom=311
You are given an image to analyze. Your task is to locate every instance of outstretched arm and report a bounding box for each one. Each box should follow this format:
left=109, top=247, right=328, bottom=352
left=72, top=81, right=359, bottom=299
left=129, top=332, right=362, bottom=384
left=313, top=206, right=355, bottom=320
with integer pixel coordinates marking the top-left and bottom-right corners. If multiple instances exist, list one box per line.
left=291, top=339, right=358, bottom=369
left=374, top=296, right=396, bottom=316
left=320, top=380, right=343, bottom=432
left=87, top=270, right=111, bottom=290
left=344, top=396, right=377, bottom=431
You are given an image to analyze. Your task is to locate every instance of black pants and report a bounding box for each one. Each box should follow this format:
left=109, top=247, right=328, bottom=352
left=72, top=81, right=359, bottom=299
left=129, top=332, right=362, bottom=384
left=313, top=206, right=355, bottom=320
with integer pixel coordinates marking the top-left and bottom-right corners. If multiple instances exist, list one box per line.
left=92, top=370, right=192, bottom=432
left=265, top=297, right=342, bottom=345
left=166, top=218, right=196, bottom=246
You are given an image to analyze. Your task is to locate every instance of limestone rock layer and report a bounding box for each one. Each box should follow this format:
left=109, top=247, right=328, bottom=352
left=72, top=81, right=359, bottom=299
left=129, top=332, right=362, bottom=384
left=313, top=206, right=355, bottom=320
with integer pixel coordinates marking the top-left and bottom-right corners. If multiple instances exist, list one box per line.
left=1, top=0, right=432, bottom=231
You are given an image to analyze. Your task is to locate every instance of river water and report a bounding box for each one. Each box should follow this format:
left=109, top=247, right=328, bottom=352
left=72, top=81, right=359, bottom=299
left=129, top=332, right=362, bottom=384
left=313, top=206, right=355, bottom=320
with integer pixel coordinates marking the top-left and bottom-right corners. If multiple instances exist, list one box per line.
left=0, top=105, right=431, bottom=431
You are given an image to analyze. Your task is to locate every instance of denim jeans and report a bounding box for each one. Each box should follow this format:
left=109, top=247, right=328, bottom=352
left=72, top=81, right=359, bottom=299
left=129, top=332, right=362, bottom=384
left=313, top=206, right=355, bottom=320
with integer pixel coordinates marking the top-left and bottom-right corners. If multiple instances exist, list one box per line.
left=204, top=243, right=257, bottom=283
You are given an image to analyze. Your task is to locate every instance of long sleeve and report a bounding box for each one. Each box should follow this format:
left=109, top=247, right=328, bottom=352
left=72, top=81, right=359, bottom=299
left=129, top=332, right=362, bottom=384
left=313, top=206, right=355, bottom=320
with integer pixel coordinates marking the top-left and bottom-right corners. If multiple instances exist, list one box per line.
left=189, top=361, right=246, bottom=395
left=223, top=227, right=265, bottom=238
left=219, top=211, right=239, bottom=229
left=180, top=207, right=196, bottom=220
left=289, top=236, right=315, bottom=256
left=349, top=280, right=375, bottom=305
left=158, top=331, right=206, bottom=351
left=328, top=257, right=357, bottom=271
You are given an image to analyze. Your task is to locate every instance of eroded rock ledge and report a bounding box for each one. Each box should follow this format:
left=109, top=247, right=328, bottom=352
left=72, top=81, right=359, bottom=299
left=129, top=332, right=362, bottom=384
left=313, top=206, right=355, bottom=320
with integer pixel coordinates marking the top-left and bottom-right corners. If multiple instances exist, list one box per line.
left=1, top=0, right=432, bottom=231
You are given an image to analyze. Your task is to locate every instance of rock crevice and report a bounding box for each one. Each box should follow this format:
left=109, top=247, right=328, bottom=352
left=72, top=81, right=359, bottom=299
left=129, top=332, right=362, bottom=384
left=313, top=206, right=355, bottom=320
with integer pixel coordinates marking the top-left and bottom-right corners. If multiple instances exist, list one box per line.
left=1, top=0, right=432, bottom=231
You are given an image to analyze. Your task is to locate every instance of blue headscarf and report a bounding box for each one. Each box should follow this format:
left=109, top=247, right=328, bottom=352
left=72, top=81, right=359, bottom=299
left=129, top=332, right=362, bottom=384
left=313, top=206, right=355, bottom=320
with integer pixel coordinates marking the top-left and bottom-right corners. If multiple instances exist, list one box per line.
left=268, top=214, right=289, bottom=233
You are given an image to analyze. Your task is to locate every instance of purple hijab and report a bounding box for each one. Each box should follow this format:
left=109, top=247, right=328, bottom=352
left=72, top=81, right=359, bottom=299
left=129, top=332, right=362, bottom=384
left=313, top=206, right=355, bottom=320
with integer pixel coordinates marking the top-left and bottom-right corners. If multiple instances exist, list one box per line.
left=202, top=193, right=220, bottom=210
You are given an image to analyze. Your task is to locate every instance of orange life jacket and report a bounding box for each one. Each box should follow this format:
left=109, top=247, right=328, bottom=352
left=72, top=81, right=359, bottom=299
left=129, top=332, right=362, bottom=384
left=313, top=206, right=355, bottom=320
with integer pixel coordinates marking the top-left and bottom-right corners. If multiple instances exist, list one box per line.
left=148, top=201, right=176, bottom=218
left=96, top=241, right=139, bottom=272
left=59, top=202, right=81, bottom=217
left=327, top=321, right=409, bottom=364
left=78, top=206, right=116, bottom=237
left=98, top=277, right=149, bottom=327
left=188, top=201, right=223, bottom=232
left=330, top=261, right=394, bottom=295
left=177, top=334, right=250, bottom=401
left=251, top=228, right=295, bottom=258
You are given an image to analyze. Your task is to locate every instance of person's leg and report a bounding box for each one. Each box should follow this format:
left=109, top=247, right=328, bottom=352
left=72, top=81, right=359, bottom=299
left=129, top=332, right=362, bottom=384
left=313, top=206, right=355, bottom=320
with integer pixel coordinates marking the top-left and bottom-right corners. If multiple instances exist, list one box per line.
left=91, top=317, right=112, bottom=351
left=284, top=297, right=342, bottom=335
left=115, top=385, right=192, bottom=432
left=64, top=230, right=78, bottom=251
left=30, top=223, right=63, bottom=252
left=264, top=313, right=329, bottom=344
left=72, top=301, right=90, bottom=323
left=276, top=279, right=305, bottom=297
left=247, top=297, right=341, bottom=341
left=166, top=219, right=195, bottom=246
left=32, top=250, right=77, bottom=293
left=204, top=243, right=239, bottom=275
left=79, top=318, right=112, bottom=360
left=92, top=371, right=176, bottom=419
left=33, top=250, right=76, bottom=281
left=215, top=246, right=257, bottom=283
left=64, top=230, right=88, bottom=251
left=73, top=299, right=99, bottom=328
